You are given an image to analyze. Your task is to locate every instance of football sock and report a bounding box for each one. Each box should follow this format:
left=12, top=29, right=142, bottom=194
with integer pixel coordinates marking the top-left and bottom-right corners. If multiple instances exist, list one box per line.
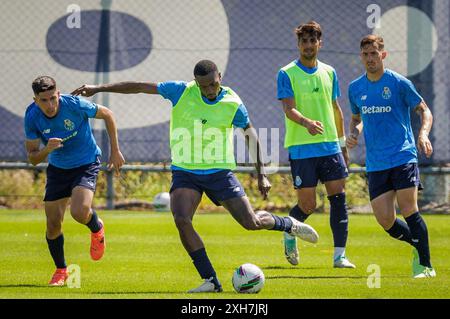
left=271, top=214, right=293, bottom=232
left=86, top=209, right=102, bottom=233
left=405, top=212, right=432, bottom=268
left=329, top=193, right=348, bottom=248
left=46, top=234, right=67, bottom=269
left=334, top=247, right=346, bottom=260
left=209, top=276, right=222, bottom=289
left=385, top=218, right=414, bottom=245
left=189, top=248, right=221, bottom=288
left=284, top=205, right=309, bottom=240
left=289, top=205, right=310, bottom=222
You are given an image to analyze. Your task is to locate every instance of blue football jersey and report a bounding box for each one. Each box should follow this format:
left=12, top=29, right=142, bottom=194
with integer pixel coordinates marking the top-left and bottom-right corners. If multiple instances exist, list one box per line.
left=24, top=94, right=101, bottom=169
left=348, top=69, right=423, bottom=172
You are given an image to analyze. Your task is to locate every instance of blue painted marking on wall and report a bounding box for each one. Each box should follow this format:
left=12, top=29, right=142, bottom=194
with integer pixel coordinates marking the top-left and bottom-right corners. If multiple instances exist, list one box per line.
left=46, top=10, right=152, bottom=72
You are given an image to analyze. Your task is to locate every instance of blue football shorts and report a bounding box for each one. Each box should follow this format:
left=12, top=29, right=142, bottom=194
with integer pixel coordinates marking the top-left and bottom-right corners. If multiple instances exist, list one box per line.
left=289, top=153, right=348, bottom=189
left=367, top=162, right=423, bottom=201
left=170, top=169, right=246, bottom=206
left=44, top=157, right=101, bottom=201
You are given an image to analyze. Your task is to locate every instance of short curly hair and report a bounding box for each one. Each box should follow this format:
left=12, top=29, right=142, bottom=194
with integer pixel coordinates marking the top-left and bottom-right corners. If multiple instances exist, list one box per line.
left=295, top=21, right=322, bottom=41
left=193, top=60, right=218, bottom=77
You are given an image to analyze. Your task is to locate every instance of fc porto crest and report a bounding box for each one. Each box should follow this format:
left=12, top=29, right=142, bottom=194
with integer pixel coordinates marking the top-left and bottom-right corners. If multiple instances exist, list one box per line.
left=64, top=119, right=75, bottom=131
left=295, top=176, right=302, bottom=187
left=382, top=87, right=392, bottom=99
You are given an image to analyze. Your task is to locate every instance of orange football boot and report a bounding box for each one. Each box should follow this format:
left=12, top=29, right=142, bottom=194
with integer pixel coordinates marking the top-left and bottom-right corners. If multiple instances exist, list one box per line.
left=90, top=219, right=105, bottom=261
left=48, top=268, right=68, bottom=286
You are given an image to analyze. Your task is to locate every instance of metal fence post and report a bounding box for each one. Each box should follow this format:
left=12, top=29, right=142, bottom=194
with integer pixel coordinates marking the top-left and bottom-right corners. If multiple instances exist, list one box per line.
left=99, top=0, right=113, bottom=210
left=106, top=170, right=114, bottom=210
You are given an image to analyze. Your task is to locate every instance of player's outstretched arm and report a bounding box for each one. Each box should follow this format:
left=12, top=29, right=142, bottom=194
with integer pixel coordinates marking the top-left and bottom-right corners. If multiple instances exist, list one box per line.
left=242, top=123, right=271, bottom=200
left=281, top=97, right=324, bottom=135
left=71, top=82, right=159, bottom=97
left=414, top=101, right=433, bottom=158
left=95, top=105, right=125, bottom=175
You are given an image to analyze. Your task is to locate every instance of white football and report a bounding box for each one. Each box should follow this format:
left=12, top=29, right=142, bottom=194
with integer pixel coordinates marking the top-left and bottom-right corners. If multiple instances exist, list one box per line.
left=153, top=192, right=170, bottom=212
left=232, top=263, right=265, bottom=293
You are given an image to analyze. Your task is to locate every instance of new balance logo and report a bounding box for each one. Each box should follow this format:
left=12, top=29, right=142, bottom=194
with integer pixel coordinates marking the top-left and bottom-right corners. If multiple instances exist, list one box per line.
left=361, top=95, right=367, bottom=101
left=312, top=87, right=319, bottom=93
left=43, top=129, right=51, bottom=134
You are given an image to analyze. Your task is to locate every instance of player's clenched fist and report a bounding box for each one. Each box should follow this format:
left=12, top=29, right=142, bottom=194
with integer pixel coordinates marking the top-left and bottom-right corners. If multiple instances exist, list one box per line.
left=45, top=138, right=63, bottom=153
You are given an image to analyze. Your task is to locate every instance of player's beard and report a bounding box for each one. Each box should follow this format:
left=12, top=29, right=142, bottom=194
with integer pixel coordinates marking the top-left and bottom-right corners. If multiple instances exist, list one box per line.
left=302, top=50, right=317, bottom=60
left=366, top=63, right=379, bottom=74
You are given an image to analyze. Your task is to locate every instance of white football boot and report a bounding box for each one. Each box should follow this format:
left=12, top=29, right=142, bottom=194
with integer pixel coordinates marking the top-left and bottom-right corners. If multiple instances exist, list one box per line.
left=188, top=277, right=223, bottom=293
left=333, top=256, right=356, bottom=268
left=288, top=216, right=319, bottom=244
left=283, top=232, right=299, bottom=265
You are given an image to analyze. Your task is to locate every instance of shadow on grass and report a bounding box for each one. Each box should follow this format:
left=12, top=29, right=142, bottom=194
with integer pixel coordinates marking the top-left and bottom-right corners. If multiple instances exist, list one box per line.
left=266, top=275, right=369, bottom=280
left=261, top=265, right=330, bottom=270
left=0, top=284, right=49, bottom=288
left=91, top=291, right=189, bottom=295
left=0, top=285, right=191, bottom=295
left=263, top=266, right=331, bottom=270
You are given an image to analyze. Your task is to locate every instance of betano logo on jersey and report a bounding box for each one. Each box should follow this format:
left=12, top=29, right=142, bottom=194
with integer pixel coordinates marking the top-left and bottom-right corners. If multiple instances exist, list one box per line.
left=61, top=130, right=78, bottom=142
left=361, top=105, right=392, bottom=114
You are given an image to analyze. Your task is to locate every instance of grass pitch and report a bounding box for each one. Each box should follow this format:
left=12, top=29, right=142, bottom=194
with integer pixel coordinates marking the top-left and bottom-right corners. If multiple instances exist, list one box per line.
left=0, top=210, right=449, bottom=299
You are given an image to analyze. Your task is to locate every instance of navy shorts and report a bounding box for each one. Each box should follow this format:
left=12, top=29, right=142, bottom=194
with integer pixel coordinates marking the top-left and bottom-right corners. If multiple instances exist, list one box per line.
left=289, top=153, right=348, bottom=189
left=367, top=162, right=423, bottom=201
left=44, top=158, right=101, bottom=201
left=170, top=170, right=246, bottom=206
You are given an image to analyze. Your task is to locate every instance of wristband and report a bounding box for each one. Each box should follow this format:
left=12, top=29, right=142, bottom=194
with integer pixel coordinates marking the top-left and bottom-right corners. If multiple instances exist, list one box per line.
left=339, top=136, right=346, bottom=148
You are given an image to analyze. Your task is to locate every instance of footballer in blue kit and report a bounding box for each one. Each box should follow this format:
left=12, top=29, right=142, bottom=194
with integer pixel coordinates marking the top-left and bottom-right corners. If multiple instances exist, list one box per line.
left=24, top=76, right=125, bottom=286
left=348, top=69, right=421, bottom=173
left=347, top=35, right=435, bottom=278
